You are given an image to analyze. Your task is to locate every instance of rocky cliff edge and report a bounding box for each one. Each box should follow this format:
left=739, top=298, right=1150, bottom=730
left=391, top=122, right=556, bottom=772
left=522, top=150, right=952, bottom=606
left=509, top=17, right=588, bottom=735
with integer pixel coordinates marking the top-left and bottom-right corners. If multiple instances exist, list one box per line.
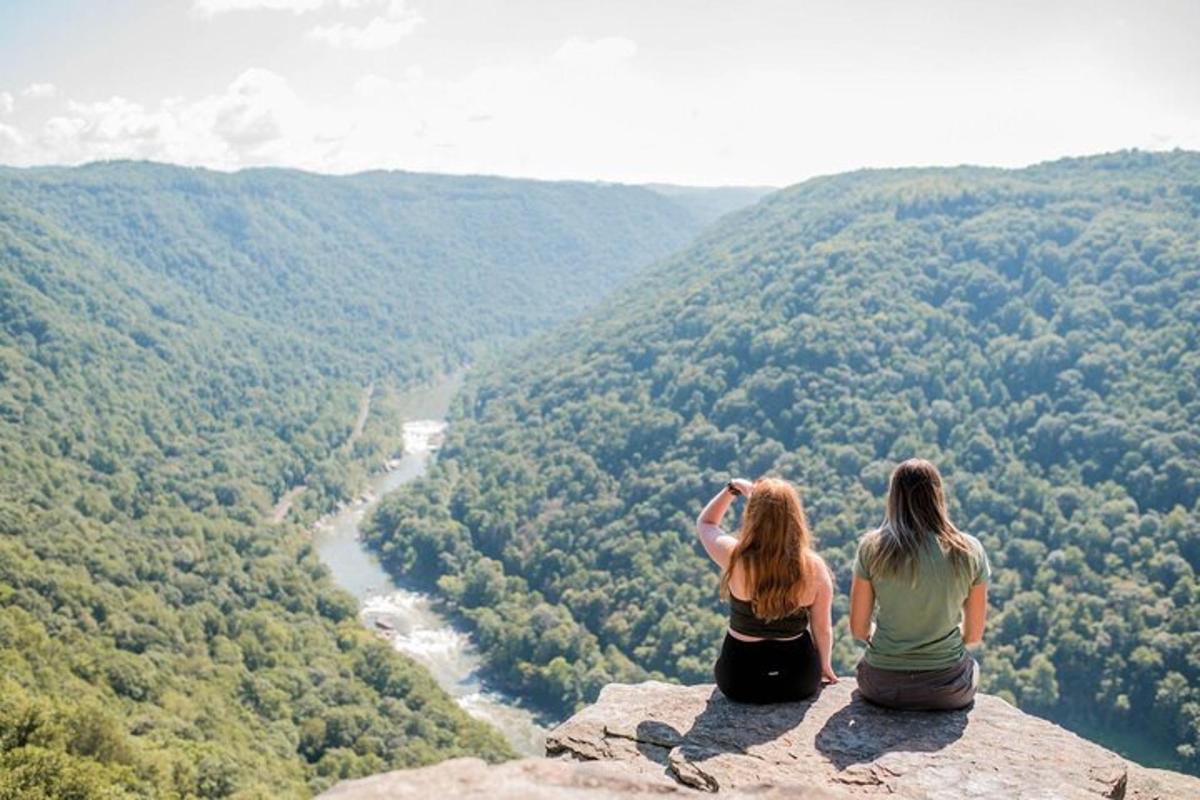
left=321, top=679, right=1200, bottom=799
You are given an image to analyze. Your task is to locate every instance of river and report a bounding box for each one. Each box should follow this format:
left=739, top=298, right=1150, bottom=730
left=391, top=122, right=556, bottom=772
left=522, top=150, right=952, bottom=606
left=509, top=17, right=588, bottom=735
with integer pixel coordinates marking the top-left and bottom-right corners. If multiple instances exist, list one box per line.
left=311, top=374, right=547, bottom=756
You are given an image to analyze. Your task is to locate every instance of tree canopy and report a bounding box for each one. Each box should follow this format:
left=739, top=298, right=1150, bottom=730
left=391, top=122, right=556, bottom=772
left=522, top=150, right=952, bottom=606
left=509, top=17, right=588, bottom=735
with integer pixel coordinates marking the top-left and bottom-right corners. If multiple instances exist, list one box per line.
left=365, top=151, right=1200, bottom=774
left=0, top=161, right=722, bottom=797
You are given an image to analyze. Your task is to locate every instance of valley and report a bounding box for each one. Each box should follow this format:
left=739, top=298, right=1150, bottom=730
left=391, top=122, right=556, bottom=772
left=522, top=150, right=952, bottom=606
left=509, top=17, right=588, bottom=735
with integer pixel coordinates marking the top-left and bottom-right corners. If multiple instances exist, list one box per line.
left=0, top=162, right=740, bottom=796
left=2, top=152, right=1198, bottom=799
left=364, top=151, right=1200, bottom=774
left=4, top=4, right=1195, bottom=798
left=309, top=374, right=545, bottom=756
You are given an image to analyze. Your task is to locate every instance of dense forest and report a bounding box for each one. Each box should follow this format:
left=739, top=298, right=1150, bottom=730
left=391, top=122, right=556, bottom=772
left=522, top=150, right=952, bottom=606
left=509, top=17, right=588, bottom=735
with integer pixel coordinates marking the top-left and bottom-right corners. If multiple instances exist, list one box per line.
left=0, top=162, right=733, bottom=797
left=365, top=151, right=1200, bottom=774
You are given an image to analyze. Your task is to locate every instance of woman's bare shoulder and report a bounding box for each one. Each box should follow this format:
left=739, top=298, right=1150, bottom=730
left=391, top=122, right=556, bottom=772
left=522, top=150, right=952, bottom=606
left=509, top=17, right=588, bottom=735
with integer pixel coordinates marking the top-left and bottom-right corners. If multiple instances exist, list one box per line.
left=728, top=559, right=749, bottom=593
left=796, top=552, right=832, bottom=606
left=808, top=551, right=834, bottom=585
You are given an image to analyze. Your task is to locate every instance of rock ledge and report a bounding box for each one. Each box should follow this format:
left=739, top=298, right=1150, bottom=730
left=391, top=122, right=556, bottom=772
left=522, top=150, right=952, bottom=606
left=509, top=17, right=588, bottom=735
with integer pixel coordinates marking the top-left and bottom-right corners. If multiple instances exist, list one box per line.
left=323, top=680, right=1200, bottom=799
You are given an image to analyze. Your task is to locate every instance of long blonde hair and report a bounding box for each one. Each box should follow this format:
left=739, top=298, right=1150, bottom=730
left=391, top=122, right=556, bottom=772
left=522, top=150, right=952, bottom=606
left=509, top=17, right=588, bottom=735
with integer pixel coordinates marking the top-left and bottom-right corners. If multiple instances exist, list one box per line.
left=864, top=459, right=972, bottom=578
left=719, top=478, right=817, bottom=621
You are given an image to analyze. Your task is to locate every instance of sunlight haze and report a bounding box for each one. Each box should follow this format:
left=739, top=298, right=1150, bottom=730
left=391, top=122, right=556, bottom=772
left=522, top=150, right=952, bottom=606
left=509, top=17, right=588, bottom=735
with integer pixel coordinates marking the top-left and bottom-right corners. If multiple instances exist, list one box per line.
left=0, top=0, right=1196, bottom=184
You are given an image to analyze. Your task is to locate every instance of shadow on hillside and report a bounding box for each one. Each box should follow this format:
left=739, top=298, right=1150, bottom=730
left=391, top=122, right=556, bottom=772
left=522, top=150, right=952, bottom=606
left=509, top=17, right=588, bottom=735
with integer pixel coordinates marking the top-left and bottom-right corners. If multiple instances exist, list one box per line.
left=813, top=689, right=970, bottom=769
left=633, top=686, right=820, bottom=769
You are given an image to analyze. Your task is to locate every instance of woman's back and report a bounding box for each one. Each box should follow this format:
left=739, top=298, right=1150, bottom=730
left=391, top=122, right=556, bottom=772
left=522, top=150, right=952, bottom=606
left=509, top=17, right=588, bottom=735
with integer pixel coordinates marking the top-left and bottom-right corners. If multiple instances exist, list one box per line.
left=728, top=595, right=808, bottom=638
left=696, top=476, right=838, bottom=702
left=855, top=530, right=989, bottom=670
left=726, top=559, right=819, bottom=640
left=726, top=560, right=821, bottom=610
left=850, top=459, right=989, bottom=711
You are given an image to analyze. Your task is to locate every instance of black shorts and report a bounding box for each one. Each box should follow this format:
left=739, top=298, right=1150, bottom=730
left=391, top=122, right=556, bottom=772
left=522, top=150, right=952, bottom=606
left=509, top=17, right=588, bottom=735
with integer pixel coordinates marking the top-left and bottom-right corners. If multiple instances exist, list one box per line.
left=713, top=631, right=821, bottom=704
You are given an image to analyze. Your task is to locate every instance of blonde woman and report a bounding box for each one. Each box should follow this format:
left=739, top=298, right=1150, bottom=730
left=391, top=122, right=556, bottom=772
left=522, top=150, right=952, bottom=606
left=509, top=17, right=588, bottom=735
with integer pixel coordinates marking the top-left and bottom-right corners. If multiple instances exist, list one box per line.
left=850, top=459, right=990, bottom=710
left=697, top=477, right=836, bottom=703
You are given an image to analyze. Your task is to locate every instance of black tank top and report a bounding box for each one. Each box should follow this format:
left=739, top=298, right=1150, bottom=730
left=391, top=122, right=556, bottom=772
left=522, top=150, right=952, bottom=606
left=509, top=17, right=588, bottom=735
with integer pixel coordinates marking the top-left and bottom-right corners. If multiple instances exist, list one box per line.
left=729, top=595, right=810, bottom=638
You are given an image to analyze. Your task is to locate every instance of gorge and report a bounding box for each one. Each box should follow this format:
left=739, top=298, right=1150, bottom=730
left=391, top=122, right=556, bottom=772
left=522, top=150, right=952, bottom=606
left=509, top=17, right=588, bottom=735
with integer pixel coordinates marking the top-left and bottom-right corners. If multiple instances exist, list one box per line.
left=309, top=374, right=545, bottom=756
left=2, top=153, right=1198, bottom=798
left=0, top=162, right=745, bottom=796
left=363, top=151, right=1200, bottom=775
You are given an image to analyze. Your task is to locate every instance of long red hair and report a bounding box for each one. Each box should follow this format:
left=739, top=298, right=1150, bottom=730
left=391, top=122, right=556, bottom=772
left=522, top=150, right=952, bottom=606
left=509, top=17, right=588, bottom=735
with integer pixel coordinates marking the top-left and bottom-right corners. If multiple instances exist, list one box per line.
left=719, top=478, right=817, bottom=620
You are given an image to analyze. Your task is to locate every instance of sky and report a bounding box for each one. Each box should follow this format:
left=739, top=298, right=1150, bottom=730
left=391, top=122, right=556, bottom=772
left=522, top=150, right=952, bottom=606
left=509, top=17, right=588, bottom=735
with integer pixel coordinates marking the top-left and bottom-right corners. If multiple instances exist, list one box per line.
left=0, top=0, right=1197, bottom=186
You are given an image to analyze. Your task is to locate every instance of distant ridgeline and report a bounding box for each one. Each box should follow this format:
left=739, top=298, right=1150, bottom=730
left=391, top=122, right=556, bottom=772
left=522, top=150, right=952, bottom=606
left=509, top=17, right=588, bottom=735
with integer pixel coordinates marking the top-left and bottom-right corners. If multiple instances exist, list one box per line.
left=365, top=151, right=1200, bottom=773
left=0, top=161, right=748, bottom=797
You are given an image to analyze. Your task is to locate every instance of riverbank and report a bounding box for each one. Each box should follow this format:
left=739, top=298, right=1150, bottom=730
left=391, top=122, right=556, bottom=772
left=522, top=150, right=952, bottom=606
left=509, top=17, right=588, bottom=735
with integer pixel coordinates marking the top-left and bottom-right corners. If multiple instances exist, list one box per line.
left=310, top=374, right=546, bottom=756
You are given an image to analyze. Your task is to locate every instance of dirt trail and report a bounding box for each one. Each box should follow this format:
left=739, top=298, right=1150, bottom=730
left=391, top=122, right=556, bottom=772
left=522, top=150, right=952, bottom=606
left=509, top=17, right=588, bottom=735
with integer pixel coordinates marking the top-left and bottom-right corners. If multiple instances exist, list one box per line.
left=269, top=484, right=307, bottom=524
left=347, top=382, right=374, bottom=448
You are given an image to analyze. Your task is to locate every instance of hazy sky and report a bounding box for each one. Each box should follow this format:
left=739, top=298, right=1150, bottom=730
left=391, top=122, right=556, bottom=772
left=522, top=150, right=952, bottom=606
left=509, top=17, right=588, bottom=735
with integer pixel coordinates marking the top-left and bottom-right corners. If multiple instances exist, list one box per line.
left=0, top=0, right=1197, bottom=185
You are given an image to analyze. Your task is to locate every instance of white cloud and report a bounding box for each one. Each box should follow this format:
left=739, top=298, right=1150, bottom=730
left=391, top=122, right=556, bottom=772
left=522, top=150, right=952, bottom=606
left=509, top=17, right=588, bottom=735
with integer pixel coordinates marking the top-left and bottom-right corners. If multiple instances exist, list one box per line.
left=193, top=0, right=338, bottom=16
left=0, top=123, right=25, bottom=153
left=0, top=92, right=13, bottom=114
left=352, top=73, right=394, bottom=98
left=552, top=37, right=638, bottom=70
left=6, top=68, right=350, bottom=169
left=197, top=0, right=423, bottom=50
left=210, top=68, right=292, bottom=146
left=307, top=0, right=422, bottom=49
left=1, top=3, right=1198, bottom=185
left=3, top=31, right=1198, bottom=184
left=192, top=0, right=380, bottom=16
left=22, top=83, right=57, bottom=99
left=352, top=67, right=423, bottom=99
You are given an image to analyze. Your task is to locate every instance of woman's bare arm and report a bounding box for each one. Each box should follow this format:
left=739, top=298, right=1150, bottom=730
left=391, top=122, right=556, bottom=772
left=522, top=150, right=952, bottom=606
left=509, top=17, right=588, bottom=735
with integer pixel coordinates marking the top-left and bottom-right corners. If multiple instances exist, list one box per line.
left=695, top=480, right=749, bottom=569
left=849, top=574, right=875, bottom=643
left=810, top=561, right=838, bottom=683
left=962, top=582, right=988, bottom=645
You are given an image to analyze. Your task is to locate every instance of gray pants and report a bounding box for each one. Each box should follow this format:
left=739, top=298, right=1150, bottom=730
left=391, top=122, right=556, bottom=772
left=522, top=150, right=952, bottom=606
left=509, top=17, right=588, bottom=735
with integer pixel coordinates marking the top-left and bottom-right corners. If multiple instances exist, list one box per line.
left=856, top=653, right=979, bottom=711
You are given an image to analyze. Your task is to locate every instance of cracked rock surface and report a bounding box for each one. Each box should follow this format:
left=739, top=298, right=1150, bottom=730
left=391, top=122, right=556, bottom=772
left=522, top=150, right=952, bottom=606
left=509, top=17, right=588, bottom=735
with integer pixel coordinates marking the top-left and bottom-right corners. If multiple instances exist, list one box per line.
left=321, top=680, right=1200, bottom=799
left=546, top=680, right=1200, bottom=799
left=318, top=756, right=690, bottom=799
left=317, top=755, right=839, bottom=799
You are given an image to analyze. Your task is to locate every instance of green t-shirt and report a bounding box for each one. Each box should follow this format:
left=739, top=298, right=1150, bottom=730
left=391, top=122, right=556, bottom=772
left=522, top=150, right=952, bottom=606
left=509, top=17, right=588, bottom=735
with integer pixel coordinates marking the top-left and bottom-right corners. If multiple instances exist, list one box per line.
left=854, top=532, right=990, bottom=671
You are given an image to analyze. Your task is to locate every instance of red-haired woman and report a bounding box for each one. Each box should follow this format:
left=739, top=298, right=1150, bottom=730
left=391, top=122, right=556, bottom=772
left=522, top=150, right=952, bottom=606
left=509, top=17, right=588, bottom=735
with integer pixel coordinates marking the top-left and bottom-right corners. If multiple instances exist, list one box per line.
left=697, top=477, right=836, bottom=703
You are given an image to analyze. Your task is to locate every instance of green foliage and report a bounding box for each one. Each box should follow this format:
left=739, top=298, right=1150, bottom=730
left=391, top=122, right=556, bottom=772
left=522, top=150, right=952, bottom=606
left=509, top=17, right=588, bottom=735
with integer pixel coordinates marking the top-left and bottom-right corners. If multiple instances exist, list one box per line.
left=0, top=162, right=716, bottom=795
left=365, top=151, right=1200, bottom=773
left=1, top=161, right=703, bottom=377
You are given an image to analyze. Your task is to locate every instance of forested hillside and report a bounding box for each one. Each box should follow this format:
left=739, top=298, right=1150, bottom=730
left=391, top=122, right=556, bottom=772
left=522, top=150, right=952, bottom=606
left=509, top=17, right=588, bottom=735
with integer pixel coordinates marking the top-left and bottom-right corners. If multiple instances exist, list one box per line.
left=365, top=151, right=1200, bottom=773
left=642, top=184, right=775, bottom=227
left=2, top=162, right=707, bottom=378
left=0, top=163, right=727, bottom=797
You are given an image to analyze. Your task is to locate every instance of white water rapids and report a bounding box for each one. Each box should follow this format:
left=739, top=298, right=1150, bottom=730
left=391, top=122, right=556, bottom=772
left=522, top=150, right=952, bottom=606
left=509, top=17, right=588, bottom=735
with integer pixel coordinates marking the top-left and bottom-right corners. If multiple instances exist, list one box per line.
left=311, top=376, right=546, bottom=755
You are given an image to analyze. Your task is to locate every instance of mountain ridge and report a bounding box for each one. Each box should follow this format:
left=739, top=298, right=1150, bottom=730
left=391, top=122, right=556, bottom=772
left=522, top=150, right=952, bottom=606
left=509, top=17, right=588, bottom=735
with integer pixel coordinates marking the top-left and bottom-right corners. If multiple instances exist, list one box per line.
left=364, top=149, right=1200, bottom=772
left=0, top=161, right=762, bottom=796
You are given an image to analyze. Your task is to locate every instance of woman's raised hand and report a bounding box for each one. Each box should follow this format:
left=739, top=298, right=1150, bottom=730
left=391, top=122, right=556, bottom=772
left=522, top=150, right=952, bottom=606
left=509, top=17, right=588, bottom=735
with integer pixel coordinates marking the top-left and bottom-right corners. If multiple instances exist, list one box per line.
left=730, top=478, right=754, bottom=498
